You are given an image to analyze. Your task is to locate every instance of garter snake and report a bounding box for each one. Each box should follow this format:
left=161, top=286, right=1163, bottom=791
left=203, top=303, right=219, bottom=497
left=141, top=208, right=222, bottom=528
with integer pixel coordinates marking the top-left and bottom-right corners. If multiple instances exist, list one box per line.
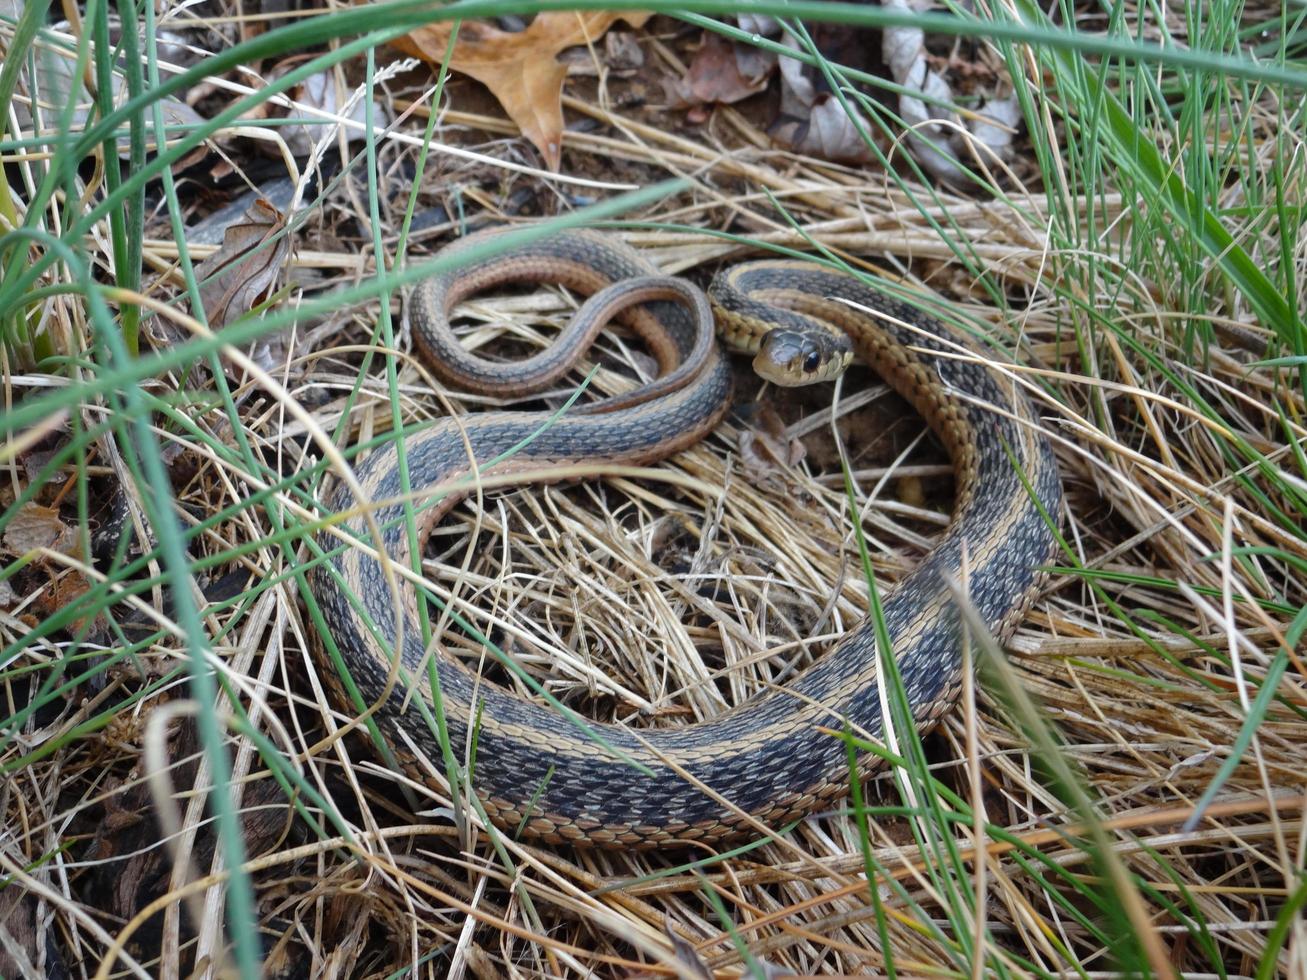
left=311, top=228, right=1061, bottom=848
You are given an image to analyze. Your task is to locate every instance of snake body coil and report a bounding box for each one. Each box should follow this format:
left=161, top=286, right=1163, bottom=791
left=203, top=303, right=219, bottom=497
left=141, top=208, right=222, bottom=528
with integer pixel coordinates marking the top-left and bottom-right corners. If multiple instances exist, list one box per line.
left=311, top=229, right=1061, bottom=847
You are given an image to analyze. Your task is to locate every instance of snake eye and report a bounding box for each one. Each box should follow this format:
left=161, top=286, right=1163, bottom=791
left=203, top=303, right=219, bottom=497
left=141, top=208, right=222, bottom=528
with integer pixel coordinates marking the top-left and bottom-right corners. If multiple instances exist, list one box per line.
left=802, top=350, right=822, bottom=374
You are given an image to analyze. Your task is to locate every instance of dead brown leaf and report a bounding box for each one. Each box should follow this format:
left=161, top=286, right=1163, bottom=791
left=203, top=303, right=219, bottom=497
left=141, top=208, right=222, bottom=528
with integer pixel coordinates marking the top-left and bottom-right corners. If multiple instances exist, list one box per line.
left=675, top=32, right=773, bottom=107
left=738, top=402, right=807, bottom=472
left=2, top=502, right=76, bottom=557
left=663, top=923, right=713, bottom=979
left=393, top=12, right=650, bottom=170
left=38, top=569, right=95, bottom=630
left=192, top=199, right=289, bottom=330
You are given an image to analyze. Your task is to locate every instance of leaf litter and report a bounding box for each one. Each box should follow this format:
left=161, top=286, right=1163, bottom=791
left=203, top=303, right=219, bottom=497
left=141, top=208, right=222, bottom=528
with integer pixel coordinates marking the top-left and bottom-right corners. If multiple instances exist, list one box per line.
left=395, top=12, right=652, bottom=169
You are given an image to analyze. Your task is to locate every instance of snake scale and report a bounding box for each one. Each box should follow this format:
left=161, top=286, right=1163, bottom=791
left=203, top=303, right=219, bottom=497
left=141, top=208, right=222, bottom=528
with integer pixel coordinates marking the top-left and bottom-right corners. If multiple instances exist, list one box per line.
left=310, top=228, right=1061, bottom=848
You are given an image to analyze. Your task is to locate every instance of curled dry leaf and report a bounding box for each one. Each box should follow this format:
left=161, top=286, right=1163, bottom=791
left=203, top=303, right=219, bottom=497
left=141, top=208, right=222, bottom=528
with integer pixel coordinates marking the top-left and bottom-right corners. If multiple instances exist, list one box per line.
left=738, top=402, right=807, bottom=472
left=763, top=8, right=1019, bottom=176
left=882, top=0, right=1020, bottom=183
left=774, top=91, right=878, bottom=164
left=192, top=199, right=290, bottom=330
left=2, top=502, right=76, bottom=557
left=773, top=31, right=877, bottom=163
left=394, top=12, right=650, bottom=170
left=675, top=32, right=774, bottom=108
left=604, top=30, right=646, bottom=72
left=562, top=30, right=645, bottom=76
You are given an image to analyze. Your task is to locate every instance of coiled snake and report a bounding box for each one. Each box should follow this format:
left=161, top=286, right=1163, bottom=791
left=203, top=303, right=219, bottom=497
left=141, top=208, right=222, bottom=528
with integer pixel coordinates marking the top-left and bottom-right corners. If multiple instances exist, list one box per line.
left=311, top=228, right=1061, bottom=848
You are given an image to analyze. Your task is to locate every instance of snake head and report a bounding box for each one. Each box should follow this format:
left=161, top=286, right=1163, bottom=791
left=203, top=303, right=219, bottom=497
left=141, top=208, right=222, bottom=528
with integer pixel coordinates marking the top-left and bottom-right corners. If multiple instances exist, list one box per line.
left=753, top=328, right=854, bottom=386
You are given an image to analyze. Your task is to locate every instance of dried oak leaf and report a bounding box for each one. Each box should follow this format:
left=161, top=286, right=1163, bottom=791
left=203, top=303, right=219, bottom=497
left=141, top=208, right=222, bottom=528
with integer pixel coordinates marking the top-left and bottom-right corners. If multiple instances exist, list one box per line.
left=393, top=12, right=650, bottom=170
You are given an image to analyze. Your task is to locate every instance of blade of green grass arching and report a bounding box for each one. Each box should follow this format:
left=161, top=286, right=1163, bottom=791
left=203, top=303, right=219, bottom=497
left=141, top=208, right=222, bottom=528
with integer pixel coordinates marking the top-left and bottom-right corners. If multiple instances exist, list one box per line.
left=358, top=43, right=506, bottom=911
left=841, top=726, right=895, bottom=976
left=0, top=0, right=82, bottom=364
left=0, top=405, right=363, bottom=844
left=833, top=379, right=1196, bottom=973
left=0, top=2, right=50, bottom=138
left=3, top=230, right=262, bottom=978
left=987, top=0, right=1307, bottom=412
left=948, top=591, right=1158, bottom=976
left=0, top=179, right=689, bottom=440
left=697, top=871, right=769, bottom=980
left=396, top=23, right=460, bottom=267
left=837, top=459, right=987, bottom=977
left=131, top=0, right=365, bottom=866
left=999, top=0, right=1307, bottom=710
left=363, top=42, right=441, bottom=778
left=383, top=35, right=461, bottom=801
left=355, top=44, right=552, bottom=931
left=106, top=380, right=253, bottom=977
left=1100, top=323, right=1304, bottom=543
left=834, top=717, right=1158, bottom=969
left=1269, top=50, right=1307, bottom=404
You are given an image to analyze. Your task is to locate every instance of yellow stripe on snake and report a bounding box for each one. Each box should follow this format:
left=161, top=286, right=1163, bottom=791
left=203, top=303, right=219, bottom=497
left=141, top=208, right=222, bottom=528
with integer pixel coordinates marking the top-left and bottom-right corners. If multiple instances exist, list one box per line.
left=311, top=228, right=1061, bottom=848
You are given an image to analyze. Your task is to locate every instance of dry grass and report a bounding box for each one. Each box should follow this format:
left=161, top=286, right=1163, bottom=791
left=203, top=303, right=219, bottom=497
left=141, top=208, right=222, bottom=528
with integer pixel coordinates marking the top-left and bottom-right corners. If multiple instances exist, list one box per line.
left=2, top=3, right=1306, bottom=978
